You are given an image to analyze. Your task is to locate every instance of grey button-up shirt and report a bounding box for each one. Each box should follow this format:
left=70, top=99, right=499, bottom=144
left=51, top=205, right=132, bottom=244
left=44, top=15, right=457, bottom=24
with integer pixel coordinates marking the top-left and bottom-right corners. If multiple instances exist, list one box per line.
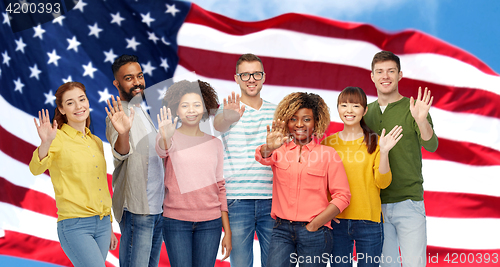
left=106, top=99, right=164, bottom=223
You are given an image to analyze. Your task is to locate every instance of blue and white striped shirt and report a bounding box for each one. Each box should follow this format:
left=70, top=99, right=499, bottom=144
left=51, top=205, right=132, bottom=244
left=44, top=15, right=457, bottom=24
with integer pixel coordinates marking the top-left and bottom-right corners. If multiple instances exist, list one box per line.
left=218, top=100, right=276, bottom=199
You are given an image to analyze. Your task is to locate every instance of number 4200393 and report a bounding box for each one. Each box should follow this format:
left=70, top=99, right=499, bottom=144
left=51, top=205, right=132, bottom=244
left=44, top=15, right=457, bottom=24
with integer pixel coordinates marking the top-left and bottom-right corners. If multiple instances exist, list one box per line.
left=443, top=253, right=498, bottom=264
left=6, top=2, right=61, bottom=14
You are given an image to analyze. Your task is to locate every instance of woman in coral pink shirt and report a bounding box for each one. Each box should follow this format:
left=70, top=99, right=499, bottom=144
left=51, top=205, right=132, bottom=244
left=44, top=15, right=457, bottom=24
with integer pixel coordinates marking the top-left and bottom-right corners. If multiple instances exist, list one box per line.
left=255, top=92, right=351, bottom=267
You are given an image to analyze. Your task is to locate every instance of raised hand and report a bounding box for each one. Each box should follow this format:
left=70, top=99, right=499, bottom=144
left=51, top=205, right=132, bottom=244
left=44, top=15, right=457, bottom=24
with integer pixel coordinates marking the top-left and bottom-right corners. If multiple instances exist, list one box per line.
left=222, top=91, right=245, bottom=123
left=379, top=125, right=403, bottom=154
left=157, top=107, right=178, bottom=148
left=266, top=119, right=288, bottom=150
left=410, top=87, right=433, bottom=124
left=105, top=96, right=135, bottom=135
left=34, top=109, right=58, bottom=144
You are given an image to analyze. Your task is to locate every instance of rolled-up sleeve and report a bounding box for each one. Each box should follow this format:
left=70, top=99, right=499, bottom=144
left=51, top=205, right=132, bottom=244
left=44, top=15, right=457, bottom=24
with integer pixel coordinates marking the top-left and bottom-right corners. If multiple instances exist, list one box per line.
left=29, top=147, right=52, bottom=176
left=155, top=132, right=168, bottom=158
left=29, top=135, right=62, bottom=176
left=373, top=148, right=392, bottom=189
left=255, top=144, right=275, bottom=166
left=328, top=151, right=351, bottom=213
left=106, top=117, right=132, bottom=161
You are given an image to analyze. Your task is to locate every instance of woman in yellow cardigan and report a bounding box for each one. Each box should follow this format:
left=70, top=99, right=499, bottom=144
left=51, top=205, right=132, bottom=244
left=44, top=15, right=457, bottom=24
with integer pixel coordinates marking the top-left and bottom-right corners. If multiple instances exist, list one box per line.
left=29, top=82, right=117, bottom=267
left=322, top=87, right=402, bottom=267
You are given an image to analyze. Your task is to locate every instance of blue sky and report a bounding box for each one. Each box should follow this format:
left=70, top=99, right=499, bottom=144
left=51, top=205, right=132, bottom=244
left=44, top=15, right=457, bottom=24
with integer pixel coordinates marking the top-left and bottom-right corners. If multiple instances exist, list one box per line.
left=2, top=0, right=498, bottom=266
left=190, top=0, right=500, bottom=75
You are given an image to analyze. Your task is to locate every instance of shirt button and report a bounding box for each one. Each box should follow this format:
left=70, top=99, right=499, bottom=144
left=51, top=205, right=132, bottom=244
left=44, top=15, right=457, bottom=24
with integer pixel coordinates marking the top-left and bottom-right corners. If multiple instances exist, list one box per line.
left=99, top=189, right=101, bottom=191
left=93, top=155, right=95, bottom=157
left=97, top=177, right=99, bottom=179
left=96, top=166, right=98, bottom=168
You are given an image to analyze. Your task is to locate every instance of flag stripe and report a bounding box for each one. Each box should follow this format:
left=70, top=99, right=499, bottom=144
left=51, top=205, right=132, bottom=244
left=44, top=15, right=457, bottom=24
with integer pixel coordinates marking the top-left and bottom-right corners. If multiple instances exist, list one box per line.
left=422, top=160, right=500, bottom=197
left=424, top=191, right=500, bottom=219
left=426, top=246, right=500, bottom=266
left=0, top=177, right=57, bottom=218
left=426, top=216, right=500, bottom=249
left=0, top=149, right=55, bottom=199
left=0, top=230, right=70, bottom=266
left=421, top=138, right=500, bottom=166
left=178, top=46, right=500, bottom=119
left=0, top=230, right=120, bottom=267
left=186, top=3, right=499, bottom=77
left=178, top=20, right=500, bottom=95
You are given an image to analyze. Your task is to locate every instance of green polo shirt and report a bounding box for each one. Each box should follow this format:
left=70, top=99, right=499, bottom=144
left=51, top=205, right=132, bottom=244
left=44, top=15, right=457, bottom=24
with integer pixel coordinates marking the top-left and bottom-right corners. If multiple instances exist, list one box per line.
left=364, top=97, right=438, bottom=204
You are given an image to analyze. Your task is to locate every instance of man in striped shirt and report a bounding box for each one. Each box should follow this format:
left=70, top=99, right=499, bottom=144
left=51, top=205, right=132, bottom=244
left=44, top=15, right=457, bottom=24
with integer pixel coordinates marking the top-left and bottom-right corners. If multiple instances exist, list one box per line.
left=214, top=53, right=276, bottom=267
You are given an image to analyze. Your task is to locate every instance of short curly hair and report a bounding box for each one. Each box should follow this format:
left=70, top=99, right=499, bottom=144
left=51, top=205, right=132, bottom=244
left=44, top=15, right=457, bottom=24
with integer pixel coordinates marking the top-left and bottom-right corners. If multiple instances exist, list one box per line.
left=162, top=80, right=219, bottom=121
left=274, top=92, right=330, bottom=139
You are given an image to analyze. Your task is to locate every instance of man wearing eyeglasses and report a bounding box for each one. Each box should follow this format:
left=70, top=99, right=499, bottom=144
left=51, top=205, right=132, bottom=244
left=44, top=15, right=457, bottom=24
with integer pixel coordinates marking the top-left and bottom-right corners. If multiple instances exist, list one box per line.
left=214, top=53, right=276, bottom=267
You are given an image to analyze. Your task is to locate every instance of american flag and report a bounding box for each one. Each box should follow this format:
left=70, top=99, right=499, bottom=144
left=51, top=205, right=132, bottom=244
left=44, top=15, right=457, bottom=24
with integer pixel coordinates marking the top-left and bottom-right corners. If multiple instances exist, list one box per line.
left=1, top=0, right=499, bottom=266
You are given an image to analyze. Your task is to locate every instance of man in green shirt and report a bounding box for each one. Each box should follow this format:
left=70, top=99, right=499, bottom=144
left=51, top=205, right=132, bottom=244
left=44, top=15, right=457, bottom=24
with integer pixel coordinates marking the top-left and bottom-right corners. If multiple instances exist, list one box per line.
left=364, top=51, right=438, bottom=267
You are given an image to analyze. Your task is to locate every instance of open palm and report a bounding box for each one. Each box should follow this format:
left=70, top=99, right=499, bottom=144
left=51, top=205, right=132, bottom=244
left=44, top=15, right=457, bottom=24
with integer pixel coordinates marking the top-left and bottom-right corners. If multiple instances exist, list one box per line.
left=105, top=96, right=135, bottom=135
left=266, top=119, right=288, bottom=150
left=157, top=106, right=178, bottom=142
left=410, top=87, right=433, bottom=123
left=223, top=92, right=245, bottom=123
left=34, top=109, right=58, bottom=143
left=379, top=125, right=403, bottom=154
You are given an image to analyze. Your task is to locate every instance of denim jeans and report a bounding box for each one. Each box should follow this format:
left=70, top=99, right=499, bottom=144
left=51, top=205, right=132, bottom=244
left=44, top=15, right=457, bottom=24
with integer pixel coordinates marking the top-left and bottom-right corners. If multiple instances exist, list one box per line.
left=118, top=211, right=163, bottom=267
left=162, top=217, right=222, bottom=267
left=266, top=218, right=333, bottom=267
left=331, top=219, right=383, bottom=267
left=57, top=215, right=111, bottom=267
left=227, top=199, right=274, bottom=267
left=381, top=199, right=427, bottom=267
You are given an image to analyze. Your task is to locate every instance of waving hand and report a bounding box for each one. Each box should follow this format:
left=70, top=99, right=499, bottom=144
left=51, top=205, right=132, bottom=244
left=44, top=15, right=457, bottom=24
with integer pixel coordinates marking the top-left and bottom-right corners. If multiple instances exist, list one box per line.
left=105, top=96, right=135, bottom=135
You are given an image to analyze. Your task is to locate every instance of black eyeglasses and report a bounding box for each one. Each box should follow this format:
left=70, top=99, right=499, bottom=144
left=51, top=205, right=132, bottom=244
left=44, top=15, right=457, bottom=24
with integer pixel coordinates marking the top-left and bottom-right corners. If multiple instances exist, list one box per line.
left=236, top=72, right=264, bottom=81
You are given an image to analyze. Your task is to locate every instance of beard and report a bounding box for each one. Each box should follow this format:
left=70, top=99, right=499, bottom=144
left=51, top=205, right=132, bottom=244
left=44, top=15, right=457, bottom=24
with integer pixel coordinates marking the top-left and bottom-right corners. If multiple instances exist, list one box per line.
left=118, top=83, right=145, bottom=102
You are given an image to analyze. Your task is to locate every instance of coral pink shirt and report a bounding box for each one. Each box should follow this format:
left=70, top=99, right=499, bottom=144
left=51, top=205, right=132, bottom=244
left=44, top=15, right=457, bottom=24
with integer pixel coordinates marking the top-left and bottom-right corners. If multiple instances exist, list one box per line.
left=255, top=140, right=350, bottom=228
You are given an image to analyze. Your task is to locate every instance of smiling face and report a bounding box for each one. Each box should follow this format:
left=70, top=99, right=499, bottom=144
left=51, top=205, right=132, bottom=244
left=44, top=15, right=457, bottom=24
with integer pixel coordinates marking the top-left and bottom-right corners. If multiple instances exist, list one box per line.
left=338, top=102, right=367, bottom=127
left=176, top=93, right=205, bottom=127
left=58, top=87, right=90, bottom=129
left=288, top=108, right=315, bottom=145
left=113, top=62, right=146, bottom=101
left=371, top=60, right=402, bottom=98
left=234, top=61, right=265, bottom=99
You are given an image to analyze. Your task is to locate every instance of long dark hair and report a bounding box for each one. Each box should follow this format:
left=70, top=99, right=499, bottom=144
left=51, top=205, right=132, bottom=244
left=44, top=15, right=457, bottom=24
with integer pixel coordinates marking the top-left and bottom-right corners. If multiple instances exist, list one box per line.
left=54, top=82, right=91, bottom=129
left=337, top=87, right=378, bottom=154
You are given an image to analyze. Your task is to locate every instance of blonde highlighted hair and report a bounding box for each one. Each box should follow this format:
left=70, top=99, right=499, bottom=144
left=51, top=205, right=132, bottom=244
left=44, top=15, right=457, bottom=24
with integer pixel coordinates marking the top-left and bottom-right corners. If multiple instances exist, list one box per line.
left=274, top=92, right=330, bottom=139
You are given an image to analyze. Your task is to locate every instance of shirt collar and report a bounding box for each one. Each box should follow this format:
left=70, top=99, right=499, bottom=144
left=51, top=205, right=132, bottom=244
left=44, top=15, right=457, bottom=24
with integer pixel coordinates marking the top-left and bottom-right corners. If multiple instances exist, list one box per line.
left=61, top=123, right=91, bottom=138
left=284, top=138, right=319, bottom=151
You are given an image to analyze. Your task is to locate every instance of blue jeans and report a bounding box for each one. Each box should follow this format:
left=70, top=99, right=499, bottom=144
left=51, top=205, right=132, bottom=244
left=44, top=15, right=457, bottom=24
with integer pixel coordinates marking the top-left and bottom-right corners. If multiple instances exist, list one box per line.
left=267, top=218, right=333, bottom=267
left=118, top=211, right=163, bottom=267
left=227, top=199, right=274, bottom=267
left=162, top=217, right=222, bottom=267
left=57, top=215, right=111, bottom=267
left=381, top=200, right=427, bottom=267
left=331, top=219, right=383, bottom=267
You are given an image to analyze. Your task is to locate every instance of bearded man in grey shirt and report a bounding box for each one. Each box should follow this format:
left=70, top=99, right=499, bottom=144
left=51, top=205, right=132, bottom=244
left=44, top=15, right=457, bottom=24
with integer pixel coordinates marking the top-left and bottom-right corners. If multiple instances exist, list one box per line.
left=105, top=54, right=164, bottom=267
